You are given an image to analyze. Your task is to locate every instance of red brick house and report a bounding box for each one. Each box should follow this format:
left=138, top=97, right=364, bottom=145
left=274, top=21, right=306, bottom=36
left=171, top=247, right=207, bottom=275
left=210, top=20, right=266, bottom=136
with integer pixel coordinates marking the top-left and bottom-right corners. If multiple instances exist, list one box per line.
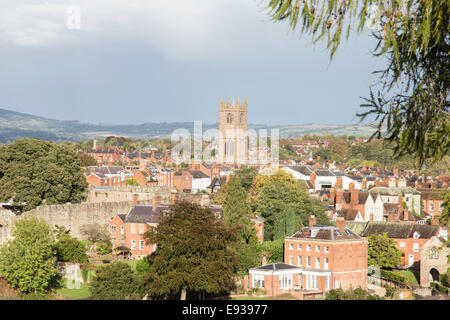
left=360, top=221, right=441, bottom=269
left=248, top=216, right=368, bottom=298
left=173, top=170, right=211, bottom=193
left=86, top=166, right=134, bottom=186
left=108, top=196, right=169, bottom=259
left=419, top=189, right=447, bottom=217
left=85, top=148, right=123, bottom=166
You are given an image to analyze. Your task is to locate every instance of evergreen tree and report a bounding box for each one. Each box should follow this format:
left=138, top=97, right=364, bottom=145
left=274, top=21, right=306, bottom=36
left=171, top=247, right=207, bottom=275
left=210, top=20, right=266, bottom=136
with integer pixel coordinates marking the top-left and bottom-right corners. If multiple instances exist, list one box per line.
left=222, top=175, right=261, bottom=275
left=256, top=179, right=329, bottom=241
left=90, top=262, right=144, bottom=300
left=144, top=201, right=238, bottom=300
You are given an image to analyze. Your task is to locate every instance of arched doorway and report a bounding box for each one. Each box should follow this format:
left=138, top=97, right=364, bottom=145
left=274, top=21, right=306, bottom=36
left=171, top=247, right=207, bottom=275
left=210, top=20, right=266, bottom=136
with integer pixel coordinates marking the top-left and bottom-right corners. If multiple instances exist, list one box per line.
left=429, top=268, right=440, bottom=283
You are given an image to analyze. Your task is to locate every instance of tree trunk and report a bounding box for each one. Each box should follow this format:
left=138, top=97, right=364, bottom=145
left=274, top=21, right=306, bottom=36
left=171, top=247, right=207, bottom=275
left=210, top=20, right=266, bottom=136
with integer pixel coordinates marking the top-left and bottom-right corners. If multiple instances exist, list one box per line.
left=180, top=288, right=187, bottom=300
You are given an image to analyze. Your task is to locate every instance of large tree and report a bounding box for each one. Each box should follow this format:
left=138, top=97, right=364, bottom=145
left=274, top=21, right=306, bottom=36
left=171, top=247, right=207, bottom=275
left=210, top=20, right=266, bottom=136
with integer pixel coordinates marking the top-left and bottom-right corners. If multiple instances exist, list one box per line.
left=0, top=138, right=88, bottom=211
left=367, top=233, right=402, bottom=269
left=255, top=178, right=329, bottom=241
left=0, top=217, right=57, bottom=294
left=264, top=0, right=449, bottom=166
left=143, top=201, right=238, bottom=300
left=222, top=175, right=262, bottom=275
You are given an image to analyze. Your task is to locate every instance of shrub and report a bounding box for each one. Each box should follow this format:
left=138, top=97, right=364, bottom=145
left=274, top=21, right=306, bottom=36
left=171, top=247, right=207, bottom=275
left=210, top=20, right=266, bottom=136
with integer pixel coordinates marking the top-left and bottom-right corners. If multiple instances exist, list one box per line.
left=96, top=241, right=112, bottom=255
left=135, top=256, right=151, bottom=275
left=89, top=262, right=145, bottom=300
left=380, top=270, right=407, bottom=284
left=55, top=233, right=89, bottom=264
left=431, top=282, right=449, bottom=294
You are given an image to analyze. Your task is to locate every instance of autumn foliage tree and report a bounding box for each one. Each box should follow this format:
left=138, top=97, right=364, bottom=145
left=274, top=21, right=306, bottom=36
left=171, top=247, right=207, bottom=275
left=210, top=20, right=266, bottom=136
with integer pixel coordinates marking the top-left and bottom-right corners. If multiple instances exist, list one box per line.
left=143, top=201, right=238, bottom=300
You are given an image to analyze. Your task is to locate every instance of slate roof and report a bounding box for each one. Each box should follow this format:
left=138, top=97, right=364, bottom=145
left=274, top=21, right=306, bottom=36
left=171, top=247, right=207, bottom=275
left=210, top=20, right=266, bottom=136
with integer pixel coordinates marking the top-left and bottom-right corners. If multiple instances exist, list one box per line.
left=344, top=221, right=368, bottom=236
left=336, top=209, right=361, bottom=221
left=87, top=166, right=133, bottom=177
left=342, top=191, right=377, bottom=205
left=291, top=225, right=362, bottom=240
left=287, top=166, right=312, bottom=176
left=125, top=205, right=170, bottom=223
left=252, top=263, right=299, bottom=271
left=189, top=170, right=210, bottom=179
left=361, top=222, right=439, bottom=239
left=315, top=170, right=335, bottom=177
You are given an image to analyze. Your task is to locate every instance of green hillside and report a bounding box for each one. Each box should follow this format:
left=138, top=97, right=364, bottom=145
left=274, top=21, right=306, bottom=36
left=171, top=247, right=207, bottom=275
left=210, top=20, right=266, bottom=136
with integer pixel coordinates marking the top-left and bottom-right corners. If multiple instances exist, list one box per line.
left=0, top=108, right=377, bottom=143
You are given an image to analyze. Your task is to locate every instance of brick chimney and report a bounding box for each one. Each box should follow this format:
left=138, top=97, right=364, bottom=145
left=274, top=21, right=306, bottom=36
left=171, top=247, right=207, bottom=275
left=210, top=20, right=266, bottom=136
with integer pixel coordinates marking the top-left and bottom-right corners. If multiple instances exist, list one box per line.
left=153, top=195, right=161, bottom=209
left=336, top=217, right=346, bottom=232
left=132, top=194, right=139, bottom=207
left=169, top=192, right=179, bottom=205
left=336, top=176, right=343, bottom=188
left=309, top=215, right=316, bottom=227
left=403, top=209, right=409, bottom=221
left=310, top=172, right=316, bottom=190
left=349, top=183, right=358, bottom=205
left=336, top=189, right=343, bottom=210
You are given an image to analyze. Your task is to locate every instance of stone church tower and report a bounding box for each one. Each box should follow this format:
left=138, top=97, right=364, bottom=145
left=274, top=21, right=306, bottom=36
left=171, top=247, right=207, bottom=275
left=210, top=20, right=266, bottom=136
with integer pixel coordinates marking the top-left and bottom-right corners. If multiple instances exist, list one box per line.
left=218, top=97, right=248, bottom=166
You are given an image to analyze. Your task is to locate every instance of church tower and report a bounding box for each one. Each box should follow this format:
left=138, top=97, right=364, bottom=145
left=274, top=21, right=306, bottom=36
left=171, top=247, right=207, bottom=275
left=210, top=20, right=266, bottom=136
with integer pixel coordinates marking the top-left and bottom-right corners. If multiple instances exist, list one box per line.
left=218, top=96, right=248, bottom=166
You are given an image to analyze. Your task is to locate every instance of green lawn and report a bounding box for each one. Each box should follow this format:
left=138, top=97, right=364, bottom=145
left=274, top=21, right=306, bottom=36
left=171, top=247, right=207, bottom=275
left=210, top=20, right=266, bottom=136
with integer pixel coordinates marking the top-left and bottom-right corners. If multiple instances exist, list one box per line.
left=394, top=270, right=419, bottom=286
left=56, top=283, right=91, bottom=300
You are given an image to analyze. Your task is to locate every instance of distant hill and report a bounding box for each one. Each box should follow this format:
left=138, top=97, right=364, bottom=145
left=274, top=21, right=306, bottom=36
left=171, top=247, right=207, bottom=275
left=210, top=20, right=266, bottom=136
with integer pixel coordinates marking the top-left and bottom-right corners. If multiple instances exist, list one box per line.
left=0, top=108, right=377, bottom=143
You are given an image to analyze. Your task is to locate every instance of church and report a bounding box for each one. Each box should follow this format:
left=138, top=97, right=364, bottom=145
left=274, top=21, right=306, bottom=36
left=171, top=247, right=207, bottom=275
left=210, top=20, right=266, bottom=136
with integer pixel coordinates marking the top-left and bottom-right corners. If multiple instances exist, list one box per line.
left=218, top=96, right=248, bottom=167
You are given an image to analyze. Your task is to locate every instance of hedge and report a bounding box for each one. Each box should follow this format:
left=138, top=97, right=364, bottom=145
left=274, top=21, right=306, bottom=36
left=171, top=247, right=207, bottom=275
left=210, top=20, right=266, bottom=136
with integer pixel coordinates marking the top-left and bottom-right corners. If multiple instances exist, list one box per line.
left=431, top=282, right=449, bottom=294
left=380, top=270, right=407, bottom=284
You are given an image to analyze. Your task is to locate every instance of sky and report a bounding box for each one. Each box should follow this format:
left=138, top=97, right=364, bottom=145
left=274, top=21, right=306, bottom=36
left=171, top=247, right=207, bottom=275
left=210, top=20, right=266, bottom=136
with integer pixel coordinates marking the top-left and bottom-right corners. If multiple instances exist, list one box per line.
left=0, top=0, right=385, bottom=126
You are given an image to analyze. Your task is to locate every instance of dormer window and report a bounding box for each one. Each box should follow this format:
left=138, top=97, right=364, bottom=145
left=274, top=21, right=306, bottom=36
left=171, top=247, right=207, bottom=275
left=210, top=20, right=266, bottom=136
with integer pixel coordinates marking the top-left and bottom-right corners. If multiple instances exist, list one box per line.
left=413, top=232, right=420, bottom=239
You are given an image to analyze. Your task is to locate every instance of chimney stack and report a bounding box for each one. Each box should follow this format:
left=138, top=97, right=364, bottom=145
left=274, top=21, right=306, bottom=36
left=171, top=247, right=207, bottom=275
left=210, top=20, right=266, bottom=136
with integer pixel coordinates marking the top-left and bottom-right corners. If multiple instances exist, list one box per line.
left=153, top=195, right=161, bottom=209
left=169, top=192, right=179, bottom=205
left=132, top=194, right=139, bottom=207
left=336, top=176, right=343, bottom=188
left=309, top=215, right=317, bottom=227
left=349, top=183, right=358, bottom=205
left=336, top=217, right=346, bottom=232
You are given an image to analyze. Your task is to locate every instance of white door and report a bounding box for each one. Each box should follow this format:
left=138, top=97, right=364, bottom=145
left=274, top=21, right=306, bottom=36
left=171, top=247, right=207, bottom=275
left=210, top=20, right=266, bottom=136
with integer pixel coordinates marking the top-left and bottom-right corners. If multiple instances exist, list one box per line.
left=408, top=254, right=414, bottom=267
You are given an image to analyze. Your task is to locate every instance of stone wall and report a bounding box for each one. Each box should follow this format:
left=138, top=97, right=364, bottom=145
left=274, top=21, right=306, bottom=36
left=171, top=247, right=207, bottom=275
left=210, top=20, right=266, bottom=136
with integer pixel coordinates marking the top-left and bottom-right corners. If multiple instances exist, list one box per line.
left=0, top=200, right=152, bottom=244
left=0, top=189, right=211, bottom=245
left=87, top=185, right=175, bottom=203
